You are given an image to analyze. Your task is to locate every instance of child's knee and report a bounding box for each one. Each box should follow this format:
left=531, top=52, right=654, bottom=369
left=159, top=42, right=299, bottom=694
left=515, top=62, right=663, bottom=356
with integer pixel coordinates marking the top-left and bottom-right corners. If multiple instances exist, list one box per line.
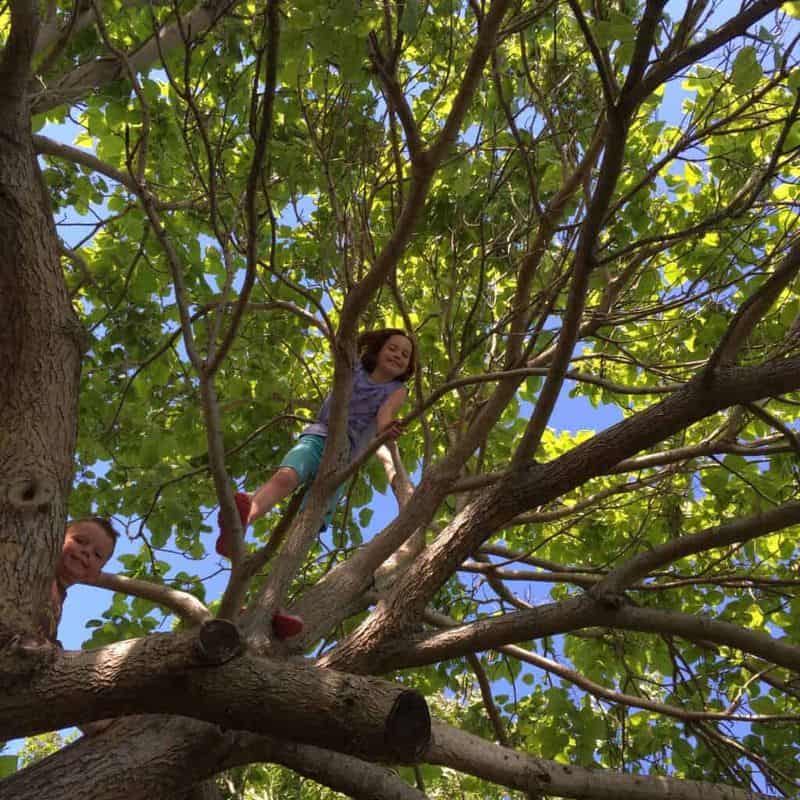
left=274, top=466, right=300, bottom=491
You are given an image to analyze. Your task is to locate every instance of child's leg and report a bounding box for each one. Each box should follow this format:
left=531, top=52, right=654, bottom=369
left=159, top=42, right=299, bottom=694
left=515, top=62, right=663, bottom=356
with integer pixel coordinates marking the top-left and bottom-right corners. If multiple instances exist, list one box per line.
left=248, top=467, right=300, bottom=523
left=255, top=434, right=325, bottom=520
left=215, top=492, right=255, bottom=557
left=318, top=481, right=347, bottom=531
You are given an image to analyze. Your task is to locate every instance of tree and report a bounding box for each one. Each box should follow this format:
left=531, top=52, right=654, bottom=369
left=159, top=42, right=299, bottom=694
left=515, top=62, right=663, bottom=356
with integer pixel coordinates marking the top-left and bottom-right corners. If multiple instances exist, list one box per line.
left=1, top=0, right=800, bottom=797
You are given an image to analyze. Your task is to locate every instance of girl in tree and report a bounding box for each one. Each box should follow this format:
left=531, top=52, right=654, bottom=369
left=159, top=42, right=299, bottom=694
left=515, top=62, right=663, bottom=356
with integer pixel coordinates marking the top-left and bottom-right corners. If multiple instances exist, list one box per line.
left=216, top=328, right=416, bottom=634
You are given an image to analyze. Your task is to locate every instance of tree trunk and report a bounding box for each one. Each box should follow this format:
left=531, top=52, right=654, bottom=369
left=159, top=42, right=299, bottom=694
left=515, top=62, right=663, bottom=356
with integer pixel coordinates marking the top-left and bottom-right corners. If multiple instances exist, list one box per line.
left=0, top=2, right=82, bottom=652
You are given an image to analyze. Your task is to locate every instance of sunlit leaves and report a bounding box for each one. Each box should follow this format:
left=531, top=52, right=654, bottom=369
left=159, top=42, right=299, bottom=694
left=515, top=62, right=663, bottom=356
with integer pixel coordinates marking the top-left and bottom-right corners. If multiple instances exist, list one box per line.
left=731, top=47, right=763, bottom=94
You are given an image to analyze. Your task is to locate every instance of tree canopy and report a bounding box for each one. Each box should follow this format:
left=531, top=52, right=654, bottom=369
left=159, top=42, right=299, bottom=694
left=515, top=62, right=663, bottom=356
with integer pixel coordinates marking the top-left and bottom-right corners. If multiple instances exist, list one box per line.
left=2, top=0, right=800, bottom=798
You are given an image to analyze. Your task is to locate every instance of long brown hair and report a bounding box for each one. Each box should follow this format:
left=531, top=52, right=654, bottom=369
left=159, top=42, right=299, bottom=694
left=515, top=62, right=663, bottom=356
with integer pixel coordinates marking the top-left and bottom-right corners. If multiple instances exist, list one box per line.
left=357, top=328, right=416, bottom=382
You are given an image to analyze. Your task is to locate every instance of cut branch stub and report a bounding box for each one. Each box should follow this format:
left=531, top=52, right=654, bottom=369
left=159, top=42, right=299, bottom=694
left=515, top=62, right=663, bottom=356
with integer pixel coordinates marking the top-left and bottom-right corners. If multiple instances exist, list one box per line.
left=384, top=689, right=431, bottom=762
left=194, top=620, right=242, bottom=665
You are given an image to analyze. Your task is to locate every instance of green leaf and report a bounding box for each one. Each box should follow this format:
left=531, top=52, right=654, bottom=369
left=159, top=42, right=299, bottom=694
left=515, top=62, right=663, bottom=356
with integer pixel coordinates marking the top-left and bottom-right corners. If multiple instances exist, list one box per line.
left=0, top=755, right=17, bottom=778
left=399, top=0, right=420, bottom=34
left=592, top=10, right=635, bottom=47
left=731, top=46, right=762, bottom=93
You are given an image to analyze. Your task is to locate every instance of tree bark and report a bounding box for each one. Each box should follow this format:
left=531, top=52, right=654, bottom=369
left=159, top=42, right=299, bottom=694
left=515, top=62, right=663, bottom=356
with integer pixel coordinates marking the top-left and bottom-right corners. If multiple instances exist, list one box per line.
left=0, top=623, right=430, bottom=763
left=0, top=716, right=233, bottom=800
left=0, top=0, right=82, bottom=650
left=2, top=715, right=429, bottom=800
left=427, top=722, right=769, bottom=800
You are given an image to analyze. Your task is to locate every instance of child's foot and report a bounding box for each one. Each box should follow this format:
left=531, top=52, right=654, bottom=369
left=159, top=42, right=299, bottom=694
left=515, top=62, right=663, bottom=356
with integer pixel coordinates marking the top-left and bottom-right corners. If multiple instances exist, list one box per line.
left=272, top=610, right=304, bottom=640
left=216, top=491, right=252, bottom=558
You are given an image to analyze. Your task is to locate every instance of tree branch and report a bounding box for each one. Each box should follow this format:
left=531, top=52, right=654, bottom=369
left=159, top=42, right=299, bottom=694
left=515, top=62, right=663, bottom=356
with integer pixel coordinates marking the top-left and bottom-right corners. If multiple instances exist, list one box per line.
left=31, top=0, right=244, bottom=114
left=511, top=96, right=631, bottom=465
left=0, top=625, right=430, bottom=763
left=92, top=572, right=212, bottom=626
left=321, top=355, right=800, bottom=673
left=426, top=608, right=799, bottom=726
left=627, top=0, right=788, bottom=111
left=594, top=500, right=800, bottom=596
left=704, top=235, right=800, bottom=378
left=368, top=32, right=424, bottom=165
left=427, top=721, right=769, bottom=800
left=621, top=0, right=667, bottom=94
left=0, top=716, right=235, bottom=800
left=375, top=593, right=800, bottom=676
left=565, top=0, right=618, bottom=108
left=231, top=733, right=429, bottom=800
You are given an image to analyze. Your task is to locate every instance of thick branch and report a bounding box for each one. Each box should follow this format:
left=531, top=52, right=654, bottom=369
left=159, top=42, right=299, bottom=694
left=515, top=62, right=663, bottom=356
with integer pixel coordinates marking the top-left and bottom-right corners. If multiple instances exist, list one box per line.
left=0, top=626, right=430, bottom=763
left=0, top=716, right=234, bottom=800
left=594, top=500, right=800, bottom=596
left=427, top=722, right=769, bottom=800
left=369, top=594, right=800, bottom=676
left=31, top=0, right=243, bottom=114
left=232, top=733, right=428, bottom=800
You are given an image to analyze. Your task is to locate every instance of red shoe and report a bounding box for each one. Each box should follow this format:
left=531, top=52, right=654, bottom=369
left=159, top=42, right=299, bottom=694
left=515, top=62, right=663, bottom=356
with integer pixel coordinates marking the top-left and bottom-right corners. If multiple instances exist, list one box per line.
left=272, top=610, right=304, bottom=639
left=216, top=491, right=252, bottom=558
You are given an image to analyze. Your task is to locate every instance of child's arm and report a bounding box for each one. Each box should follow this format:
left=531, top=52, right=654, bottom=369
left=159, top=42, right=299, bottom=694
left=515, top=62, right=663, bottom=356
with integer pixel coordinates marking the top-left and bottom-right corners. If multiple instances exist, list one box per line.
left=376, top=387, right=408, bottom=439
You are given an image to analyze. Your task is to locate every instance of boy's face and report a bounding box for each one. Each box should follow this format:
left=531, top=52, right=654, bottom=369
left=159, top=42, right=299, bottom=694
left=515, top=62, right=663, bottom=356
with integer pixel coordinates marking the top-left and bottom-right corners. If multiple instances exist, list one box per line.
left=57, top=522, right=115, bottom=586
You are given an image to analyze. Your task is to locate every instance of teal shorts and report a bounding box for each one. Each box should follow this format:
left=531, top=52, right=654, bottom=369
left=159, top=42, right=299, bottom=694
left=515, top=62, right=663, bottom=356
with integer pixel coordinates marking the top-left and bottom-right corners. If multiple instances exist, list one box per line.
left=280, top=434, right=345, bottom=528
left=280, top=434, right=326, bottom=483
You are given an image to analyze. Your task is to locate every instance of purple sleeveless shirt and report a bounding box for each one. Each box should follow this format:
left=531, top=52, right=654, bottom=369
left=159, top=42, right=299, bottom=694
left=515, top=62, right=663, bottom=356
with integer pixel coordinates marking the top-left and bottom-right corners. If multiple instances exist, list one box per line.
left=304, top=365, right=403, bottom=456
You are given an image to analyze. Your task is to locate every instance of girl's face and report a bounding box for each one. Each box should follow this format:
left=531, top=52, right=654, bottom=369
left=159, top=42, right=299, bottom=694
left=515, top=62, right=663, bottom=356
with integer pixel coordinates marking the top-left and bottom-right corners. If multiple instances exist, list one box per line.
left=376, top=334, right=413, bottom=378
left=57, top=523, right=115, bottom=586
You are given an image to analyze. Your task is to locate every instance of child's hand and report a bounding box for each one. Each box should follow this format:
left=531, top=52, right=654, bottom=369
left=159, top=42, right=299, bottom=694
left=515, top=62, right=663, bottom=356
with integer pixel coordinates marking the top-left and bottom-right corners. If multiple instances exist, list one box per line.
left=380, top=420, right=405, bottom=440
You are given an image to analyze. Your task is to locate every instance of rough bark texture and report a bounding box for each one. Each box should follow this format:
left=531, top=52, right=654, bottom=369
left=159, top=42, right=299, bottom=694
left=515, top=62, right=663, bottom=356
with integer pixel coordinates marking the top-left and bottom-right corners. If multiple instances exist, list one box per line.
left=427, top=723, right=769, bottom=800
left=0, top=716, right=234, bottom=800
left=0, top=627, right=430, bottom=762
left=0, top=1, right=82, bottom=651
left=2, top=715, right=430, bottom=800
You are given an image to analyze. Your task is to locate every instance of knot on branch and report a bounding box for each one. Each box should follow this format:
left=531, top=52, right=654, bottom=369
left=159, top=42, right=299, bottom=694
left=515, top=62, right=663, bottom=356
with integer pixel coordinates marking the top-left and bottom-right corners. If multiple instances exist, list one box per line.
left=194, top=619, right=243, bottom=665
left=61, top=313, right=91, bottom=353
left=588, top=585, right=626, bottom=609
left=5, top=477, right=56, bottom=510
left=384, top=689, right=431, bottom=763
left=0, top=631, right=59, bottom=685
